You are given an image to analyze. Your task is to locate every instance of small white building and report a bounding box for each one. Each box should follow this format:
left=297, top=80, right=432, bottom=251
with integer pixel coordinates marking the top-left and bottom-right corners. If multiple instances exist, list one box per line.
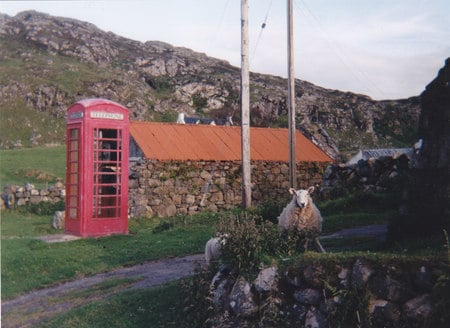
left=347, top=148, right=412, bottom=165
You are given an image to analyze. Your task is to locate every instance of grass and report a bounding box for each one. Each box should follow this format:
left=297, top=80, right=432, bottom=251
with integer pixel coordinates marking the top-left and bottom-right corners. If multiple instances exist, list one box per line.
left=318, top=192, right=398, bottom=233
left=39, top=281, right=184, bottom=328
left=1, top=146, right=427, bottom=326
left=0, top=188, right=400, bottom=300
left=0, top=211, right=218, bottom=299
left=0, top=145, right=66, bottom=188
left=2, top=196, right=444, bottom=327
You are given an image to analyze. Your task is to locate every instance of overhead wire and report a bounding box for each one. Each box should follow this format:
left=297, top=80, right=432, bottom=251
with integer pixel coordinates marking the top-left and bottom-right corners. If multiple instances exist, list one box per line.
left=294, top=0, right=386, bottom=98
left=251, top=0, right=273, bottom=62
left=206, top=0, right=232, bottom=55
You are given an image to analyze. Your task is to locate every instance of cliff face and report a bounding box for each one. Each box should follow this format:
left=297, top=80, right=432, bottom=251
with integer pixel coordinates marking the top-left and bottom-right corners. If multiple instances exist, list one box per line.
left=0, top=11, right=421, bottom=155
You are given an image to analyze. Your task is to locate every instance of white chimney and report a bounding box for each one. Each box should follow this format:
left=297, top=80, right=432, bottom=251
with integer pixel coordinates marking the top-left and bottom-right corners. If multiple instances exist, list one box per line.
left=176, top=113, right=185, bottom=124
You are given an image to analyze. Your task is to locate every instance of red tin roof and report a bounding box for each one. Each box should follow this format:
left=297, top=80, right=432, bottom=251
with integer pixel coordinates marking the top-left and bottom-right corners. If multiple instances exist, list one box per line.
left=130, top=121, right=332, bottom=162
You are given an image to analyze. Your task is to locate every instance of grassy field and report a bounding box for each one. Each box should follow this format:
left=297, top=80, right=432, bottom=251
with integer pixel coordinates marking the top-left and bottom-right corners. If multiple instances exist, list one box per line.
left=0, top=146, right=396, bottom=300
left=0, top=146, right=408, bottom=327
left=1, top=205, right=394, bottom=328
left=1, top=210, right=218, bottom=299
left=39, top=281, right=184, bottom=328
left=0, top=145, right=66, bottom=188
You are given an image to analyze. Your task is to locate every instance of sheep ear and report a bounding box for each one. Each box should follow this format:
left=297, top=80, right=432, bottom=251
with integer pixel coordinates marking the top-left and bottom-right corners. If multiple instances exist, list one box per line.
left=289, top=188, right=297, bottom=195
left=307, top=186, right=315, bottom=194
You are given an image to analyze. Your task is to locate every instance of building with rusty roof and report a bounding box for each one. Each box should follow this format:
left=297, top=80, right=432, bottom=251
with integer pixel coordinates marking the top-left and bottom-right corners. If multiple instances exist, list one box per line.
left=128, top=122, right=332, bottom=218
left=130, top=122, right=332, bottom=163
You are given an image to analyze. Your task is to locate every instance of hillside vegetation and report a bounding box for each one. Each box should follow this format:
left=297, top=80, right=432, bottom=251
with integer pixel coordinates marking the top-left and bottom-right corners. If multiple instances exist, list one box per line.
left=0, top=11, right=421, bottom=155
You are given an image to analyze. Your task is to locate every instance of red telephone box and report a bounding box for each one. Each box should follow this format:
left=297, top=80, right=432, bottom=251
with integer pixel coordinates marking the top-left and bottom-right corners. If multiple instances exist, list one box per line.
left=65, top=99, right=129, bottom=237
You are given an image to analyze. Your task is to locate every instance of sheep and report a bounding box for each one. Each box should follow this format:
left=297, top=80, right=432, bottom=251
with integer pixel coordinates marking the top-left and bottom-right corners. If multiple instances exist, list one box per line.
left=277, top=186, right=326, bottom=253
left=52, top=210, right=65, bottom=230
left=204, top=233, right=228, bottom=265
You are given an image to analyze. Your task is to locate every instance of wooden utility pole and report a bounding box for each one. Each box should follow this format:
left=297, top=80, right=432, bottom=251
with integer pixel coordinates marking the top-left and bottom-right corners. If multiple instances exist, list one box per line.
left=241, top=0, right=251, bottom=208
left=287, top=0, right=297, bottom=189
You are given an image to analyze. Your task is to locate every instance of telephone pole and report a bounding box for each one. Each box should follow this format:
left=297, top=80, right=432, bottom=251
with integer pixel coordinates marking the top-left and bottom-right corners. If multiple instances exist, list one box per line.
left=241, top=0, right=251, bottom=208
left=287, top=0, right=297, bottom=189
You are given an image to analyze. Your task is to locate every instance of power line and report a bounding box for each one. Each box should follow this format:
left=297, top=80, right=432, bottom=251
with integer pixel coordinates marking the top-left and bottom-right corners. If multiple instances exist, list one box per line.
left=251, top=0, right=273, bottom=62
left=206, top=0, right=232, bottom=55
left=294, top=0, right=386, bottom=98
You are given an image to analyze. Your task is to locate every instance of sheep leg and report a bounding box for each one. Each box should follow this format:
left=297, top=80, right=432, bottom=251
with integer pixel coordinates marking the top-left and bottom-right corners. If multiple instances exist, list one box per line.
left=314, top=238, right=326, bottom=253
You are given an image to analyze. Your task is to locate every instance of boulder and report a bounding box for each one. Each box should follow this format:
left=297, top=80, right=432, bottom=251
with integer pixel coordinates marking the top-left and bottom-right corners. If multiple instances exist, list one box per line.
left=229, top=277, right=258, bottom=318
left=370, top=299, right=401, bottom=327
left=403, top=294, right=433, bottom=327
left=293, top=288, right=322, bottom=306
left=305, top=306, right=327, bottom=328
left=352, top=259, right=373, bottom=288
left=254, top=266, right=278, bottom=293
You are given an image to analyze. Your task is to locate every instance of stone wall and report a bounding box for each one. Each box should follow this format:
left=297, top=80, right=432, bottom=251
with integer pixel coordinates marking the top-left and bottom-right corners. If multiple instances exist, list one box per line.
left=319, top=153, right=410, bottom=199
left=1, top=180, right=65, bottom=209
left=1, top=160, right=328, bottom=216
left=206, top=257, right=444, bottom=327
left=128, top=159, right=328, bottom=218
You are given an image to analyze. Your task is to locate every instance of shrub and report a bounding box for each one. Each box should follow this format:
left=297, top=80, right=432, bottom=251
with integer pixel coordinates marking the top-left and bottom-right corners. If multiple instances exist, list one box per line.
left=152, top=221, right=174, bottom=233
left=216, top=213, right=267, bottom=276
left=252, top=200, right=286, bottom=224
left=25, top=200, right=65, bottom=216
left=181, top=266, right=217, bottom=328
left=214, top=213, right=314, bottom=277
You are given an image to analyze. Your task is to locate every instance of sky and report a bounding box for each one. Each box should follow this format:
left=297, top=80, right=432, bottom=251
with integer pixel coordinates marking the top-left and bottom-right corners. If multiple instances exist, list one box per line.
left=1, top=0, right=449, bottom=100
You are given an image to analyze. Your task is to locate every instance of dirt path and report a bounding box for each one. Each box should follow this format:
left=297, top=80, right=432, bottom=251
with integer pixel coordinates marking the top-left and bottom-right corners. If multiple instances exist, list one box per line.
left=1, top=224, right=387, bottom=327
left=1, top=254, right=205, bottom=328
left=319, top=224, right=387, bottom=241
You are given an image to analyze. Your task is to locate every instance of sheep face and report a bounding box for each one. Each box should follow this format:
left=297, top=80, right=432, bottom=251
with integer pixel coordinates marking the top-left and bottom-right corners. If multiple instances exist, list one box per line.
left=289, top=186, right=315, bottom=208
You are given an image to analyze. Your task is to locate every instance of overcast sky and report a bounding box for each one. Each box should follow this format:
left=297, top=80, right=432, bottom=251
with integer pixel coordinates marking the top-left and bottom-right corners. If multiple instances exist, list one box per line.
left=1, top=0, right=449, bottom=100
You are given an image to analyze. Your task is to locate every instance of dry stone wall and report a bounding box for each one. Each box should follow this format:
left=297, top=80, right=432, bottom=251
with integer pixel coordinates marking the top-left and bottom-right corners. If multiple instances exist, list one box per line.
left=1, top=160, right=327, bottom=216
left=1, top=180, right=65, bottom=209
left=128, top=159, right=328, bottom=218
left=207, top=257, right=443, bottom=327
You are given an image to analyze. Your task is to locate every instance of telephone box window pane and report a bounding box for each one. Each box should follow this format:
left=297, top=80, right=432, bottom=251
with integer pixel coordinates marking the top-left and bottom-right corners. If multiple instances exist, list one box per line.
left=70, top=151, right=78, bottom=161
left=70, top=129, right=79, bottom=138
left=67, top=127, right=80, bottom=220
left=70, top=173, right=78, bottom=184
left=70, top=140, right=78, bottom=151
left=92, top=127, right=122, bottom=219
left=69, top=208, right=77, bottom=219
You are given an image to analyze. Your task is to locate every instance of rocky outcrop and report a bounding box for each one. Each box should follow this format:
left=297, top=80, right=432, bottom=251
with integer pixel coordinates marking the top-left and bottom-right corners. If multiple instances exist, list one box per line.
left=0, top=11, right=420, bottom=153
left=206, top=258, right=441, bottom=327
left=392, top=57, right=450, bottom=239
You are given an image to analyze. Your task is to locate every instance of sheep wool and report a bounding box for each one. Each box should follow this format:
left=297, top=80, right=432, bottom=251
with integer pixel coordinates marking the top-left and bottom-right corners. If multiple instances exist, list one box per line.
left=278, top=189, right=322, bottom=232
left=204, top=234, right=228, bottom=265
left=277, top=187, right=325, bottom=252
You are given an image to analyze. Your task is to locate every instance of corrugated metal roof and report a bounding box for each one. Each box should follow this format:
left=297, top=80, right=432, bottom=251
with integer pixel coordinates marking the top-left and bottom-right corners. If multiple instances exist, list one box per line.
left=130, top=122, right=332, bottom=162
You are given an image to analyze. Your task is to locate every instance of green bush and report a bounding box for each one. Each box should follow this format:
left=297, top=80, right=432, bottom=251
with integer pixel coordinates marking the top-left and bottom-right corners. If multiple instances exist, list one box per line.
left=251, top=200, right=286, bottom=224
left=214, top=213, right=318, bottom=277
left=216, top=213, right=269, bottom=276
left=182, top=267, right=217, bottom=328
left=25, top=200, right=65, bottom=216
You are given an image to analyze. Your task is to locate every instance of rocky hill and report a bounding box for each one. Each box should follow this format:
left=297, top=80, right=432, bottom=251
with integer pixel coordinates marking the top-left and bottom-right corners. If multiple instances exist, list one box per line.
left=0, top=11, right=421, bottom=157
